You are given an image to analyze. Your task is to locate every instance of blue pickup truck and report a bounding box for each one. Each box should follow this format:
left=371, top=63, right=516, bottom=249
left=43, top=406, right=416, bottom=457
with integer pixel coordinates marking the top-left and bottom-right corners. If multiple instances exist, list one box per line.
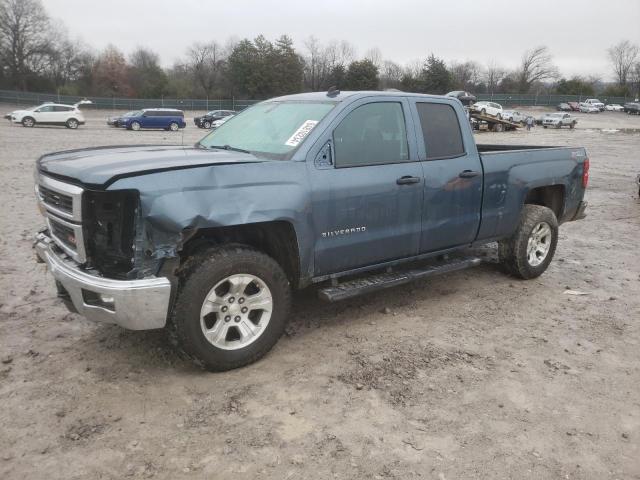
left=34, top=90, right=588, bottom=371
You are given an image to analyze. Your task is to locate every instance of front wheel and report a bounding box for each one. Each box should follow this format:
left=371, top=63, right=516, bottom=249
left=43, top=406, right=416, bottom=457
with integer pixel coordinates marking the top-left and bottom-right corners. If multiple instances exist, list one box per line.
left=130, top=121, right=141, bottom=131
left=570, top=122, right=575, bottom=129
left=22, top=116, right=35, bottom=127
left=498, top=204, right=558, bottom=279
left=203, top=121, right=211, bottom=129
left=169, top=245, right=291, bottom=371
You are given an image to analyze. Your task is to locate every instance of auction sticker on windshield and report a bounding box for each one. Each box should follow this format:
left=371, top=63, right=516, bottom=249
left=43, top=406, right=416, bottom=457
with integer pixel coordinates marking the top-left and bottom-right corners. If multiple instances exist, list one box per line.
left=285, top=120, right=319, bottom=147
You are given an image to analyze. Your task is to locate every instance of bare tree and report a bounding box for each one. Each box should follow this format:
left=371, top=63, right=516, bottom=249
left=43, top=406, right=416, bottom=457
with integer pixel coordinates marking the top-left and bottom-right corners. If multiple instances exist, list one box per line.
left=0, top=0, right=54, bottom=89
left=515, top=46, right=559, bottom=93
left=379, top=60, right=404, bottom=89
left=607, top=40, right=639, bottom=86
left=484, top=60, right=506, bottom=94
left=364, top=47, right=382, bottom=68
left=450, top=60, right=482, bottom=90
left=187, top=41, right=225, bottom=96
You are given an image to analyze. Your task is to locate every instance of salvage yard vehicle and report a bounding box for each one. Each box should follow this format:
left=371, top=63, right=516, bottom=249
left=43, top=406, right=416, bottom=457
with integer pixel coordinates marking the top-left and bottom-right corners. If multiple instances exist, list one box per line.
left=193, top=110, right=236, bottom=129
left=107, top=111, right=137, bottom=127
left=557, top=103, right=572, bottom=111
left=567, top=101, right=580, bottom=111
left=6, top=100, right=91, bottom=129
left=584, top=98, right=605, bottom=111
left=580, top=103, right=600, bottom=113
left=623, top=102, right=640, bottom=114
left=471, top=101, right=503, bottom=118
left=445, top=90, right=477, bottom=106
left=605, top=104, right=624, bottom=112
left=120, top=108, right=186, bottom=131
left=33, top=90, right=588, bottom=371
left=543, top=113, right=577, bottom=129
left=502, top=110, right=526, bottom=123
left=211, top=115, right=234, bottom=128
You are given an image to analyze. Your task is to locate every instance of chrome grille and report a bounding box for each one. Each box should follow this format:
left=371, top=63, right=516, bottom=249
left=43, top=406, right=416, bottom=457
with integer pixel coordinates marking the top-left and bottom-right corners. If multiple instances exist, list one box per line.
left=37, top=173, right=86, bottom=262
left=38, top=185, right=73, bottom=214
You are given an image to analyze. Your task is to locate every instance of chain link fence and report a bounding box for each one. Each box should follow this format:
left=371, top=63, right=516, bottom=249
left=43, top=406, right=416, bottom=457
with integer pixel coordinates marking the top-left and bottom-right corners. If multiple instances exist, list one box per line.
left=0, top=89, right=260, bottom=111
left=476, top=93, right=631, bottom=106
left=0, top=89, right=635, bottom=110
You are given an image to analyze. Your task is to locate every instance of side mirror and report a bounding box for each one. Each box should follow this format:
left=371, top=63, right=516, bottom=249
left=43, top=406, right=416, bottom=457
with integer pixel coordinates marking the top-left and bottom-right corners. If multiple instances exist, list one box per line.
left=315, top=141, right=333, bottom=168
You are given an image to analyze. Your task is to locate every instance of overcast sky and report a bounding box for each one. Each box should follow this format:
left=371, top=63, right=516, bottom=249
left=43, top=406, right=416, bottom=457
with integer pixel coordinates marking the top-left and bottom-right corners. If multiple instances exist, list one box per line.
left=45, top=0, right=640, bottom=81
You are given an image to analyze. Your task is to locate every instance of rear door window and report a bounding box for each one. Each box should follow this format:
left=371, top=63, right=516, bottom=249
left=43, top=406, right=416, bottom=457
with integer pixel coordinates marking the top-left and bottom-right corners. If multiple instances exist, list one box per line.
left=333, top=102, right=409, bottom=168
left=416, top=102, right=465, bottom=160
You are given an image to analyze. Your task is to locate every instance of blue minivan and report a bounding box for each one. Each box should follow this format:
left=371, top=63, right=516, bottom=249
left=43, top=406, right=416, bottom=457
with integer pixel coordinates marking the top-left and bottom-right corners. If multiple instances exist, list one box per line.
left=120, top=108, right=186, bottom=131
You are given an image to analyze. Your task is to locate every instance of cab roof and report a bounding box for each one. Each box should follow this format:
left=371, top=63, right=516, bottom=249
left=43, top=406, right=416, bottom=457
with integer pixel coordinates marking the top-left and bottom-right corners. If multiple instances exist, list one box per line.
left=267, top=90, right=455, bottom=103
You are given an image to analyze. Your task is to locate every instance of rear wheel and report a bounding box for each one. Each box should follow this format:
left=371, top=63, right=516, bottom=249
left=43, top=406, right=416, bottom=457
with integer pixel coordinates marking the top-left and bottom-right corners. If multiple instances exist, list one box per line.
left=22, top=116, right=35, bottom=127
left=168, top=122, right=179, bottom=131
left=66, top=118, right=79, bottom=129
left=498, top=204, right=558, bottom=279
left=169, top=245, right=291, bottom=371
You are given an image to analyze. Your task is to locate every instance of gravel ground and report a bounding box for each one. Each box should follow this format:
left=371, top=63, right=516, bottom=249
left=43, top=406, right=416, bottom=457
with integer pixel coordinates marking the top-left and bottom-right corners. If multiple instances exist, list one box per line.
left=0, top=106, right=639, bottom=480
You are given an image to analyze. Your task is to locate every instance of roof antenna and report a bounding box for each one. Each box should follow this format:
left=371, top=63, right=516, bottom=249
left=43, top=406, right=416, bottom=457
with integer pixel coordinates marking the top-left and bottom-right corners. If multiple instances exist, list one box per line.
left=327, top=86, right=340, bottom=97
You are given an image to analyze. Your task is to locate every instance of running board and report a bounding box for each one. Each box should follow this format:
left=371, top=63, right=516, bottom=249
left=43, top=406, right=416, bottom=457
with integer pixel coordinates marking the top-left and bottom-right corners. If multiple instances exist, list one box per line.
left=318, top=257, right=482, bottom=302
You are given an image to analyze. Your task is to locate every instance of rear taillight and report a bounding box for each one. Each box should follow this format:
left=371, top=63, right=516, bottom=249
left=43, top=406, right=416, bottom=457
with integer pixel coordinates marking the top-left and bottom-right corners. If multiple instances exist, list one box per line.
left=582, top=158, right=589, bottom=188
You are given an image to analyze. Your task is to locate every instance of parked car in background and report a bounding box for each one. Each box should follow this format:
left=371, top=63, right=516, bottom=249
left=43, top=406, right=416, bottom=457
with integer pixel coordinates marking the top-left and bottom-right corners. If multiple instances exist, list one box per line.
left=6, top=100, right=91, bottom=129
left=445, top=91, right=477, bottom=106
left=502, top=110, right=526, bottom=123
left=194, top=110, right=236, bottom=129
left=584, top=99, right=605, bottom=111
left=107, top=111, right=137, bottom=127
left=579, top=103, right=600, bottom=113
left=471, top=101, right=503, bottom=118
left=557, top=103, right=572, bottom=111
left=567, top=102, right=580, bottom=111
left=605, top=104, right=624, bottom=112
left=535, top=113, right=552, bottom=125
left=543, top=113, right=577, bottom=129
left=211, top=115, right=234, bottom=129
left=120, top=108, right=186, bottom=131
left=623, top=102, right=640, bottom=114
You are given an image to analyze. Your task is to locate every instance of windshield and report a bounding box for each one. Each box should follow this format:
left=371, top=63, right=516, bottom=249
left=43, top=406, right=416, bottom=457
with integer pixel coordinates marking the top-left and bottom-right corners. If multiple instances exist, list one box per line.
left=198, top=101, right=336, bottom=159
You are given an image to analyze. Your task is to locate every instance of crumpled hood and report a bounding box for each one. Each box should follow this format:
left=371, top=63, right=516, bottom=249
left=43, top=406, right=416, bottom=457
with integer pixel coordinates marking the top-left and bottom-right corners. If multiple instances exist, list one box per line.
left=37, top=144, right=264, bottom=187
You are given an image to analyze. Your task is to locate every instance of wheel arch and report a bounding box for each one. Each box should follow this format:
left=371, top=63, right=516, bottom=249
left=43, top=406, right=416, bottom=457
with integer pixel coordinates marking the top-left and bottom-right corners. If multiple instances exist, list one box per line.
left=523, top=184, right=565, bottom=220
left=179, top=220, right=302, bottom=288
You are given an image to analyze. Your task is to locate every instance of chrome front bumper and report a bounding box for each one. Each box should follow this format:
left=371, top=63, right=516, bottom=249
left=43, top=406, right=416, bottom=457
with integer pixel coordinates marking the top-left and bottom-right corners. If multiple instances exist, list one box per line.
left=34, top=232, right=172, bottom=330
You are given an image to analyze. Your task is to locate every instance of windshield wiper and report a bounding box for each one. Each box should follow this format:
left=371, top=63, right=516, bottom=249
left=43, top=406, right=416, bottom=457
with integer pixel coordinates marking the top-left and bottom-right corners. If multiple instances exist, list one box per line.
left=207, top=144, right=252, bottom=154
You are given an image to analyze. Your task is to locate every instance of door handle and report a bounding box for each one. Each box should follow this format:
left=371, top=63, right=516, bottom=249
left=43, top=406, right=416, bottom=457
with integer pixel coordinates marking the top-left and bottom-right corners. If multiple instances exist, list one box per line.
left=459, top=170, right=480, bottom=178
left=396, top=175, right=421, bottom=185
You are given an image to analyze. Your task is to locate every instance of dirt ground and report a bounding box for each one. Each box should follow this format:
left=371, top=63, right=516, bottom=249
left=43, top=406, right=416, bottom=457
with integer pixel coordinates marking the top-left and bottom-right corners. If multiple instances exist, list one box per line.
left=0, top=106, right=639, bottom=480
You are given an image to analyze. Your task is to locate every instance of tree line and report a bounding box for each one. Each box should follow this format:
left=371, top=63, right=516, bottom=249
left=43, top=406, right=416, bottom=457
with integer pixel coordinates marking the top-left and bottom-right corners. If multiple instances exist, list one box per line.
left=1, top=0, right=639, bottom=100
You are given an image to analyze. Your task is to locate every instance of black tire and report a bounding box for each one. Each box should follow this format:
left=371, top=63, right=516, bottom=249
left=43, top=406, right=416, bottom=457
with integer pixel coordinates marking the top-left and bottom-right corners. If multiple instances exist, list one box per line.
left=570, top=122, right=575, bottom=129
left=66, top=118, right=79, bottom=129
left=169, top=245, right=291, bottom=371
left=203, top=121, right=211, bottom=129
left=498, top=204, right=558, bottom=280
left=22, top=116, right=35, bottom=127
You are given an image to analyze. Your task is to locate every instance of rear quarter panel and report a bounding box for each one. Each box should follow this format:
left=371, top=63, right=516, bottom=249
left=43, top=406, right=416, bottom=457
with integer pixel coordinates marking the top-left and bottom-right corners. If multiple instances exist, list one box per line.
left=477, top=147, right=587, bottom=241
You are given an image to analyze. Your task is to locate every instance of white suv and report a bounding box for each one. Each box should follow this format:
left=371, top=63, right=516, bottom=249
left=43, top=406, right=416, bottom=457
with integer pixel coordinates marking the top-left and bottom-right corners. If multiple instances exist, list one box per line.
left=471, top=101, right=504, bottom=118
left=7, top=100, right=91, bottom=129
